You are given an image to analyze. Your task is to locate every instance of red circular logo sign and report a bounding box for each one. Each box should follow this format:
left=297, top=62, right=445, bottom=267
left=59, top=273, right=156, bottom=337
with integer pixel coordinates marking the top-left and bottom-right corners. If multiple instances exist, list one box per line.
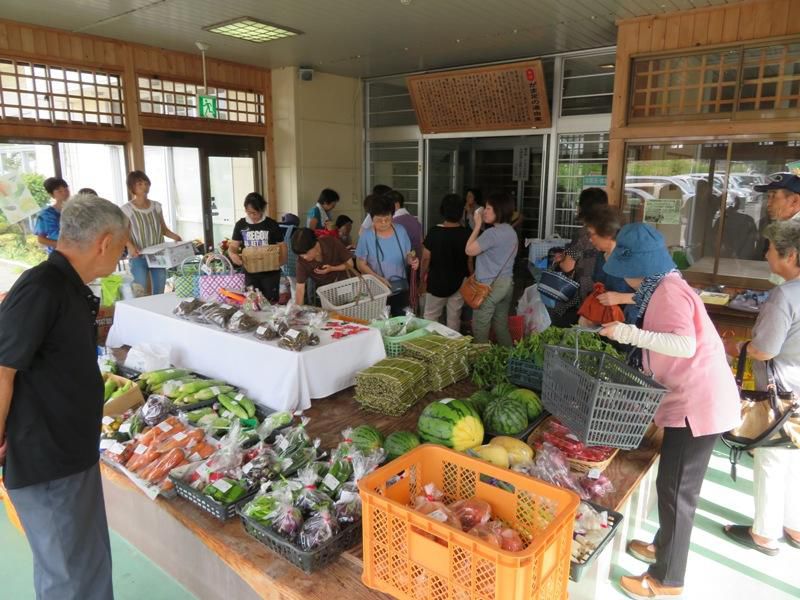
left=526, top=68, right=535, bottom=81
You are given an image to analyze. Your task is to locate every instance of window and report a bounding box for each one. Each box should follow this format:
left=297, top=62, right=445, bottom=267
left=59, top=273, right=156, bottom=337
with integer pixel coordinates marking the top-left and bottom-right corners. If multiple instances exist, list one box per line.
left=739, top=43, right=800, bottom=113
left=554, top=133, right=609, bottom=238
left=144, top=146, right=204, bottom=242
left=367, top=78, right=417, bottom=128
left=368, top=141, right=420, bottom=215
left=137, top=77, right=264, bottom=124
left=0, top=57, right=124, bottom=127
left=58, top=143, right=127, bottom=205
left=561, top=54, right=614, bottom=116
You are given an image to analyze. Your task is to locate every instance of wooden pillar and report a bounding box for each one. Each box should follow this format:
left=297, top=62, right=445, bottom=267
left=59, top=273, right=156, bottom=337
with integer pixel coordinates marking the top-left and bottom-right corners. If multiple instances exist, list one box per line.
left=263, top=73, right=277, bottom=220
left=607, top=20, right=638, bottom=208
left=122, top=45, right=144, bottom=172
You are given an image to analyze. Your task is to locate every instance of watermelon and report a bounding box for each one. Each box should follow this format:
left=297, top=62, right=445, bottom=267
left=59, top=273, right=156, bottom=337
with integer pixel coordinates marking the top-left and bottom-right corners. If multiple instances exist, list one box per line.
left=352, top=425, right=384, bottom=453
left=507, top=388, right=543, bottom=421
left=468, top=390, right=494, bottom=416
left=417, top=399, right=484, bottom=451
left=383, top=431, right=421, bottom=460
left=492, top=383, right=517, bottom=399
left=483, top=397, right=528, bottom=435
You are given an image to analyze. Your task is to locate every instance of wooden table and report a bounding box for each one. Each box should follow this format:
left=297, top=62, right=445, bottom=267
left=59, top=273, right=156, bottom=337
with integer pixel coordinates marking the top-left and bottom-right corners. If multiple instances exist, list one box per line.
left=102, top=377, right=662, bottom=599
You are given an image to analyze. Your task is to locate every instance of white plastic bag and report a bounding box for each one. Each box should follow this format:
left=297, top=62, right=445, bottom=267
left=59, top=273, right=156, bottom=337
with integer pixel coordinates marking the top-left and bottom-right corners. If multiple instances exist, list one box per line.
left=124, top=343, right=171, bottom=372
left=517, top=284, right=551, bottom=335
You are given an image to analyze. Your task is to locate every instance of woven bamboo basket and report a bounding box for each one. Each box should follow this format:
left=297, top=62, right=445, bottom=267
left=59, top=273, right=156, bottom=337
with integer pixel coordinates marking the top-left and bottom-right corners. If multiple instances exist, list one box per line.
left=241, top=244, right=285, bottom=273
left=527, top=416, right=619, bottom=474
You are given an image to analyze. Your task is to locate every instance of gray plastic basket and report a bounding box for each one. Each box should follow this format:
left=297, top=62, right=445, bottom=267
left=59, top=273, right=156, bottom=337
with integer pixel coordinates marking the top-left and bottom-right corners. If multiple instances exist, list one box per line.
left=316, top=274, right=390, bottom=322
left=541, top=340, right=667, bottom=450
left=506, top=357, right=544, bottom=392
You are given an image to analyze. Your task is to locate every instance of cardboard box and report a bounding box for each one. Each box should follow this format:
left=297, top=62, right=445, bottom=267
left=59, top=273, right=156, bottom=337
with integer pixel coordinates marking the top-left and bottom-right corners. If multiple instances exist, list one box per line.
left=141, top=241, right=195, bottom=269
left=96, top=305, right=115, bottom=346
left=103, top=373, right=144, bottom=416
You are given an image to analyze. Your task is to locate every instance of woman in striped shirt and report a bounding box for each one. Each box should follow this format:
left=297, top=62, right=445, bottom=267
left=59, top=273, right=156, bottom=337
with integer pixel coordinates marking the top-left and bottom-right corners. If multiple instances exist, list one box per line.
left=122, top=170, right=181, bottom=295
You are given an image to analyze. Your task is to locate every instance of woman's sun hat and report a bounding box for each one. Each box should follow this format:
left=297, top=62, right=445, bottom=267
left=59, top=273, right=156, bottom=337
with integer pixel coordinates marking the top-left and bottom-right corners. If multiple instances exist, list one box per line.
left=604, top=223, right=676, bottom=279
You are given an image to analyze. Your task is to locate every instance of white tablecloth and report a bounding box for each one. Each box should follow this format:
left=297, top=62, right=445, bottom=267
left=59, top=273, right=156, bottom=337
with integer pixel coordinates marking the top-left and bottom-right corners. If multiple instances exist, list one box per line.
left=106, top=294, right=386, bottom=412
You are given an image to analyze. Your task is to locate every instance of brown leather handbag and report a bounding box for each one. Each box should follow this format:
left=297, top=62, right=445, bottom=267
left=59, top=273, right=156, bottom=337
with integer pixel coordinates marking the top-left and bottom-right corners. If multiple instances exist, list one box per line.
left=459, top=247, right=516, bottom=309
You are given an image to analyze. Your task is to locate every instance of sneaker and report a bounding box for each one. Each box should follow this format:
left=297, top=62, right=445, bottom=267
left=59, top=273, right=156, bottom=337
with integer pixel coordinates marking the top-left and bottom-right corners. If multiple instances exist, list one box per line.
left=620, top=574, right=683, bottom=600
left=627, top=539, right=657, bottom=564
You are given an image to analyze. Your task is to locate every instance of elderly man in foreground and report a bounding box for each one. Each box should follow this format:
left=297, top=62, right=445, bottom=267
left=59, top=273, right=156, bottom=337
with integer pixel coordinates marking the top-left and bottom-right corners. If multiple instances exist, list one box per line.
left=0, top=194, right=129, bottom=600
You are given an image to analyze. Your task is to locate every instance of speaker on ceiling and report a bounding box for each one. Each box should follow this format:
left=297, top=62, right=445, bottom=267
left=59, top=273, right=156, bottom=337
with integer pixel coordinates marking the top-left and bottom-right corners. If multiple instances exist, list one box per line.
left=299, top=67, right=314, bottom=81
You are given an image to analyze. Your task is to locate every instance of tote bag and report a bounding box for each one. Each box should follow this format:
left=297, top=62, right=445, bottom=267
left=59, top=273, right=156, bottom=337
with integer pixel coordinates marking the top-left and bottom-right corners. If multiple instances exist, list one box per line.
left=197, top=253, right=246, bottom=303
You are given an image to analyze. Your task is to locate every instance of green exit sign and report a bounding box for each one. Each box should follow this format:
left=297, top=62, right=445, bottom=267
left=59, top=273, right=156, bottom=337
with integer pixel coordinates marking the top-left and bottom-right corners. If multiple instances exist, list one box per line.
left=198, top=94, right=217, bottom=118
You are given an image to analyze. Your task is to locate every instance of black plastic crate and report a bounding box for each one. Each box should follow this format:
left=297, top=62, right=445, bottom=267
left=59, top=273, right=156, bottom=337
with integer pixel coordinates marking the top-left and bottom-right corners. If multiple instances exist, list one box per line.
left=483, top=410, right=549, bottom=443
left=506, top=357, right=543, bottom=392
left=240, top=513, right=362, bottom=573
left=169, top=475, right=256, bottom=521
left=570, top=501, right=624, bottom=582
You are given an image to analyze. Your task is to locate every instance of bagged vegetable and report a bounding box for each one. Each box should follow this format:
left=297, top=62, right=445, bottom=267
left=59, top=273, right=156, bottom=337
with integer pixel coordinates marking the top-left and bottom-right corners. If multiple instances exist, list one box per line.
left=256, top=411, right=293, bottom=441
left=334, top=449, right=384, bottom=525
left=241, top=488, right=278, bottom=525
left=270, top=490, right=304, bottom=542
left=299, top=507, right=340, bottom=551
left=174, top=298, right=204, bottom=318
left=413, top=483, right=461, bottom=529
left=320, top=443, right=353, bottom=498
left=467, top=521, right=503, bottom=548
left=205, top=304, right=238, bottom=329
left=580, top=473, right=614, bottom=501
left=141, top=394, right=172, bottom=427
left=512, top=442, right=588, bottom=500
left=202, top=477, right=249, bottom=505
left=226, top=309, right=260, bottom=333
left=294, top=465, right=334, bottom=517
left=449, top=498, right=492, bottom=531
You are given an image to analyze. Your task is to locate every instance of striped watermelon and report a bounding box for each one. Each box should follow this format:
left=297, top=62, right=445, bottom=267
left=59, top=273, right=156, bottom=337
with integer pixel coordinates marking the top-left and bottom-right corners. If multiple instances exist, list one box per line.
left=483, top=397, right=528, bottom=435
left=468, top=390, right=494, bottom=417
left=352, top=425, right=384, bottom=453
left=417, top=399, right=484, bottom=451
left=383, top=431, right=421, bottom=460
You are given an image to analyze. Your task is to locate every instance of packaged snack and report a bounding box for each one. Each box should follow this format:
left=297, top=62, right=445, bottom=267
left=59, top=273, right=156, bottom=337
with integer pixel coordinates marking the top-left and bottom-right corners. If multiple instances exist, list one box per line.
left=174, top=298, right=204, bottom=318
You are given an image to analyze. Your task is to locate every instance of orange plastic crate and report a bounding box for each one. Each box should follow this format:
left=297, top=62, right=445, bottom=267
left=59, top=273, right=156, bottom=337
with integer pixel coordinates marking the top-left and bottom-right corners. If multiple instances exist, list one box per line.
left=358, top=445, right=579, bottom=600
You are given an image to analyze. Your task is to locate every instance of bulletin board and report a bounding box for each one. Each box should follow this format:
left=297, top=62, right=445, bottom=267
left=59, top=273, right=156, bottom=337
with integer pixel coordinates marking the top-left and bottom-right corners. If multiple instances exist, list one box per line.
left=407, top=60, right=551, bottom=134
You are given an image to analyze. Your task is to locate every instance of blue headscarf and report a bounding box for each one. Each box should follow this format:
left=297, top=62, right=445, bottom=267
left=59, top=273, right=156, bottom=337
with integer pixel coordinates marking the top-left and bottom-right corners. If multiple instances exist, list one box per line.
left=633, top=269, right=681, bottom=320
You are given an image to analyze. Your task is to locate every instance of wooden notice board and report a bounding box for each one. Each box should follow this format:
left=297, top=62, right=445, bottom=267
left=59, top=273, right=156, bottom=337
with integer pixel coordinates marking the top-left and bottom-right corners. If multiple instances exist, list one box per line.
left=407, top=60, right=551, bottom=134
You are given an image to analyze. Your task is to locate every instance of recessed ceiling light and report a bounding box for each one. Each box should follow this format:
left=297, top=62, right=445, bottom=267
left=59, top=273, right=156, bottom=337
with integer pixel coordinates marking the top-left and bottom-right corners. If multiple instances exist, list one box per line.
left=599, top=63, right=615, bottom=69
left=204, top=17, right=302, bottom=43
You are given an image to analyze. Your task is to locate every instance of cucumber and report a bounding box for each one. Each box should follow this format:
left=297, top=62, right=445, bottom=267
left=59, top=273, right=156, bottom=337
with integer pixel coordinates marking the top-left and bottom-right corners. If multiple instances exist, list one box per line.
left=217, top=393, right=249, bottom=420
left=233, top=393, right=256, bottom=418
left=109, top=381, right=132, bottom=400
left=195, top=385, right=234, bottom=402
left=103, top=379, right=118, bottom=402
left=186, top=407, right=215, bottom=424
left=178, top=379, right=225, bottom=395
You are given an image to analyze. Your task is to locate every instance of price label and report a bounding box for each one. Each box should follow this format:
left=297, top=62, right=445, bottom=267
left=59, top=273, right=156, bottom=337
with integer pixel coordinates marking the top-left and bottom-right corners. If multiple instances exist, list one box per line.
left=256, top=325, right=268, bottom=335
left=134, top=444, right=148, bottom=455
left=173, top=431, right=188, bottom=441
left=158, top=422, right=173, bottom=432
left=235, top=393, right=245, bottom=402
left=188, top=452, right=201, bottom=462
left=428, top=509, right=449, bottom=523
left=99, top=439, right=116, bottom=450
left=102, top=416, right=114, bottom=425
left=213, top=479, right=233, bottom=493
left=119, top=422, right=132, bottom=434
left=339, top=490, right=358, bottom=504
left=109, top=442, right=125, bottom=455
left=277, top=437, right=290, bottom=452
left=587, top=468, right=601, bottom=480
left=566, top=433, right=579, bottom=442
left=286, top=328, right=301, bottom=340
left=243, top=462, right=254, bottom=474
left=196, top=464, right=212, bottom=480
left=322, top=473, right=341, bottom=490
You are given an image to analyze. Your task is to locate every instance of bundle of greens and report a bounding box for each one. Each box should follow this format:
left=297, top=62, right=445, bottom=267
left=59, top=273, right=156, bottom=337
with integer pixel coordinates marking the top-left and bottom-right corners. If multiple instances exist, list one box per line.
left=354, top=357, right=428, bottom=416
left=471, top=344, right=512, bottom=389
left=510, top=327, right=624, bottom=366
left=401, top=334, right=473, bottom=392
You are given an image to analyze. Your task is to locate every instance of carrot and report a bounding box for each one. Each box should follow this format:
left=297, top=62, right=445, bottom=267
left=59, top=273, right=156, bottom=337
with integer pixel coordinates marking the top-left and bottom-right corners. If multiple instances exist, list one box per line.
left=154, top=428, right=204, bottom=453
left=144, top=448, right=186, bottom=483
left=187, top=441, right=215, bottom=461
left=126, top=445, right=159, bottom=472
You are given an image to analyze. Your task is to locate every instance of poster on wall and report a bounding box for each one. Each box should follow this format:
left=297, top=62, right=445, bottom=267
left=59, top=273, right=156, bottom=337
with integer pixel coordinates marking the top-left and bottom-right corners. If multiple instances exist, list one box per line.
left=0, top=171, right=40, bottom=224
left=643, top=198, right=681, bottom=225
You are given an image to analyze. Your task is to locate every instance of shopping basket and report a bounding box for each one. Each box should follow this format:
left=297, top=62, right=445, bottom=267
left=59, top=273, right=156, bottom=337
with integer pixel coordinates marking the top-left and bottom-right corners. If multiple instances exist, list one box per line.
left=316, top=274, right=390, bottom=322
left=359, top=444, right=579, bottom=600
left=370, top=316, right=433, bottom=357
left=541, top=330, right=667, bottom=450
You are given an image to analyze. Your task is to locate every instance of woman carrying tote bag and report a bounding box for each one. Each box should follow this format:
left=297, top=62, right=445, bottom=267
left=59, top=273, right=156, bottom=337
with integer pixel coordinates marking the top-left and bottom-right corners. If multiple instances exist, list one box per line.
left=723, top=220, right=800, bottom=555
left=465, top=191, right=517, bottom=347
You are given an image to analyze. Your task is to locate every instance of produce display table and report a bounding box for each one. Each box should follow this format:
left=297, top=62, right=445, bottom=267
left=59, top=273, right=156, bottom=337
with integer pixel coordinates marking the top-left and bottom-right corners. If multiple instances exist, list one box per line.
left=101, top=377, right=662, bottom=600
left=106, top=294, right=386, bottom=412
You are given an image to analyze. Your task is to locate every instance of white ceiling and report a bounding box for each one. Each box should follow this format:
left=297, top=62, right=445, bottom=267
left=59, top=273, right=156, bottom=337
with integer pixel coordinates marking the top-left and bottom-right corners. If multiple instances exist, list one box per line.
left=3, top=0, right=742, bottom=78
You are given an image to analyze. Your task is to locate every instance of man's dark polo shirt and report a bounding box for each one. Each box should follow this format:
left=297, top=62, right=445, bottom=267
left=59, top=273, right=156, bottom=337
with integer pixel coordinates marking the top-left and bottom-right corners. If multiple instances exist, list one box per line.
left=0, top=251, right=103, bottom=489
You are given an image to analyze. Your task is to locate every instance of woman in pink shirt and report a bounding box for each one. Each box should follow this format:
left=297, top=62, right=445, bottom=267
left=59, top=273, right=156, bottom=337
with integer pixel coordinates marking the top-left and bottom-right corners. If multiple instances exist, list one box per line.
left=599, top=223, right=740, bottom=600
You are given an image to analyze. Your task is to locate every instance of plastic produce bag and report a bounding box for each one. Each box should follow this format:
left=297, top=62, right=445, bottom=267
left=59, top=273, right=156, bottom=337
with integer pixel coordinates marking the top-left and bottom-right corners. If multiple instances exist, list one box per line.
left=226, top=309, right=260, bottom=333
left=413, top=483, right=461, bottom=529
left=124, top=343, right=170, bottom=372
left=270, top=490, right=304, bottom=542
left=516, top=284, right=551, bottom=335
left=256, top=411, right=293, bottom=441
left=299, top=507, right=340, bottom=551
left=334, top=448, right=384, bottom=525
left=173, top=298, right=204, bottom=318
left=141, top=394, right=172, bottom=427
left=294, top=465, right=334, bottom=517
left=449, top=498, right=492, bottom=531
left=512, top=442, right=589, bottom=500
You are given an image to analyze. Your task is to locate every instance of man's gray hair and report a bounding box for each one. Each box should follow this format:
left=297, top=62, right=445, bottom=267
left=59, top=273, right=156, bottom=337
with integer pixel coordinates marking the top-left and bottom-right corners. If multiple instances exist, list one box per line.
left=59, top=194, right=129, bottom=247
left=764, top=220, right=800, bottom=267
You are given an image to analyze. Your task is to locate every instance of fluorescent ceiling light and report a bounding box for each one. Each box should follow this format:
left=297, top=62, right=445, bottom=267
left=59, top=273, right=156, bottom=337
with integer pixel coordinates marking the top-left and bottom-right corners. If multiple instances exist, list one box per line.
left=204, top=17, right=302, bottom=43
left=599, top=63, right=615, bottom=69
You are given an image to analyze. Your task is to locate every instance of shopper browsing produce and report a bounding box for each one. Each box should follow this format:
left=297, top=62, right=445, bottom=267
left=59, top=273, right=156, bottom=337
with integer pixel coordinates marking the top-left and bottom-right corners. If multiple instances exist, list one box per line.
left=723, top=220, right=800, bottom=555
left=465, top=191, right=518, bottom=346
left=597, top=223, right=740, bottom=599
left=420, top=193, right=471, bottom=332
left=228, top=192, right=286, bottom=302
left=291, top=227, right=355, bottom=305
left=122, top=170, right=182, bottom=295
left=306, top=188, right=340, bottom=231
left=0, top=195, right=129, bottom=600
left=355, top=193, right=419, bottom=316
left=33, top=176, right=70, bottom=253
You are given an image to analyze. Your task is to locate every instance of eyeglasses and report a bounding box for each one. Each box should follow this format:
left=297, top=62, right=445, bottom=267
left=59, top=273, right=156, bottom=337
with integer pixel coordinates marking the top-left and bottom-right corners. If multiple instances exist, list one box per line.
left=372, top=216, right=392, bottom=225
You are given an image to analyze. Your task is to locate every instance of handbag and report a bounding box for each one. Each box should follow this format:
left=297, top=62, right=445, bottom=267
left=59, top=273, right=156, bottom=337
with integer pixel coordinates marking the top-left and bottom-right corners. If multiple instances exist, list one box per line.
left=374, top=227, right=410, bottom=297
left=197, top=253, right=246, bottom=303
left=173, top=256, right=201, bottom=298
left=722, top=342, right=800, bottom=480
left=460, top=246, right=516, bottom=310
left=538, top=270, right=580, bottom=303
left=577, top=283, right=625, bottom=325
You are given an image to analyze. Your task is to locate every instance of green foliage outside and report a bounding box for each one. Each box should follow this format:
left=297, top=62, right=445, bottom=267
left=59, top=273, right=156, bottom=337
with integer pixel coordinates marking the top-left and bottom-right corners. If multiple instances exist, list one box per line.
left=0, top=172, right=49, bottom=266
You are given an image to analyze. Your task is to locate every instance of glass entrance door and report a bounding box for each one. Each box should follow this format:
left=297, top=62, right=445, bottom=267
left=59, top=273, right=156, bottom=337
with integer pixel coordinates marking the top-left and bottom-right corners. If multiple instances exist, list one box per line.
left=208, top=156, right=256, bottom=246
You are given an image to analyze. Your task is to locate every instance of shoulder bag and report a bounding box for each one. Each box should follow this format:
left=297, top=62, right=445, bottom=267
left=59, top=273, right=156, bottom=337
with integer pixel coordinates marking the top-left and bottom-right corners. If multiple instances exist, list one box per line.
left=374, top=227, right=410, bottom=296
left=460, top=244, right=516, bottom=310
left=722, top=341, right=800, bottom=480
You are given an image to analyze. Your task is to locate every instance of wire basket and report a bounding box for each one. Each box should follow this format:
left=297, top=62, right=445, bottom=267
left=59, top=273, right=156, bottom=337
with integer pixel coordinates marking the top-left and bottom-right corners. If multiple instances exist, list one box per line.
left=169, top=475, right=256, bottom=521
left=241, top=245, right=284, bottom=273
left=541, top=337, right=667, bottom=450
left=507, top=357, right=544, bottom=392
left=316, top=274, right=390, bottom=322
